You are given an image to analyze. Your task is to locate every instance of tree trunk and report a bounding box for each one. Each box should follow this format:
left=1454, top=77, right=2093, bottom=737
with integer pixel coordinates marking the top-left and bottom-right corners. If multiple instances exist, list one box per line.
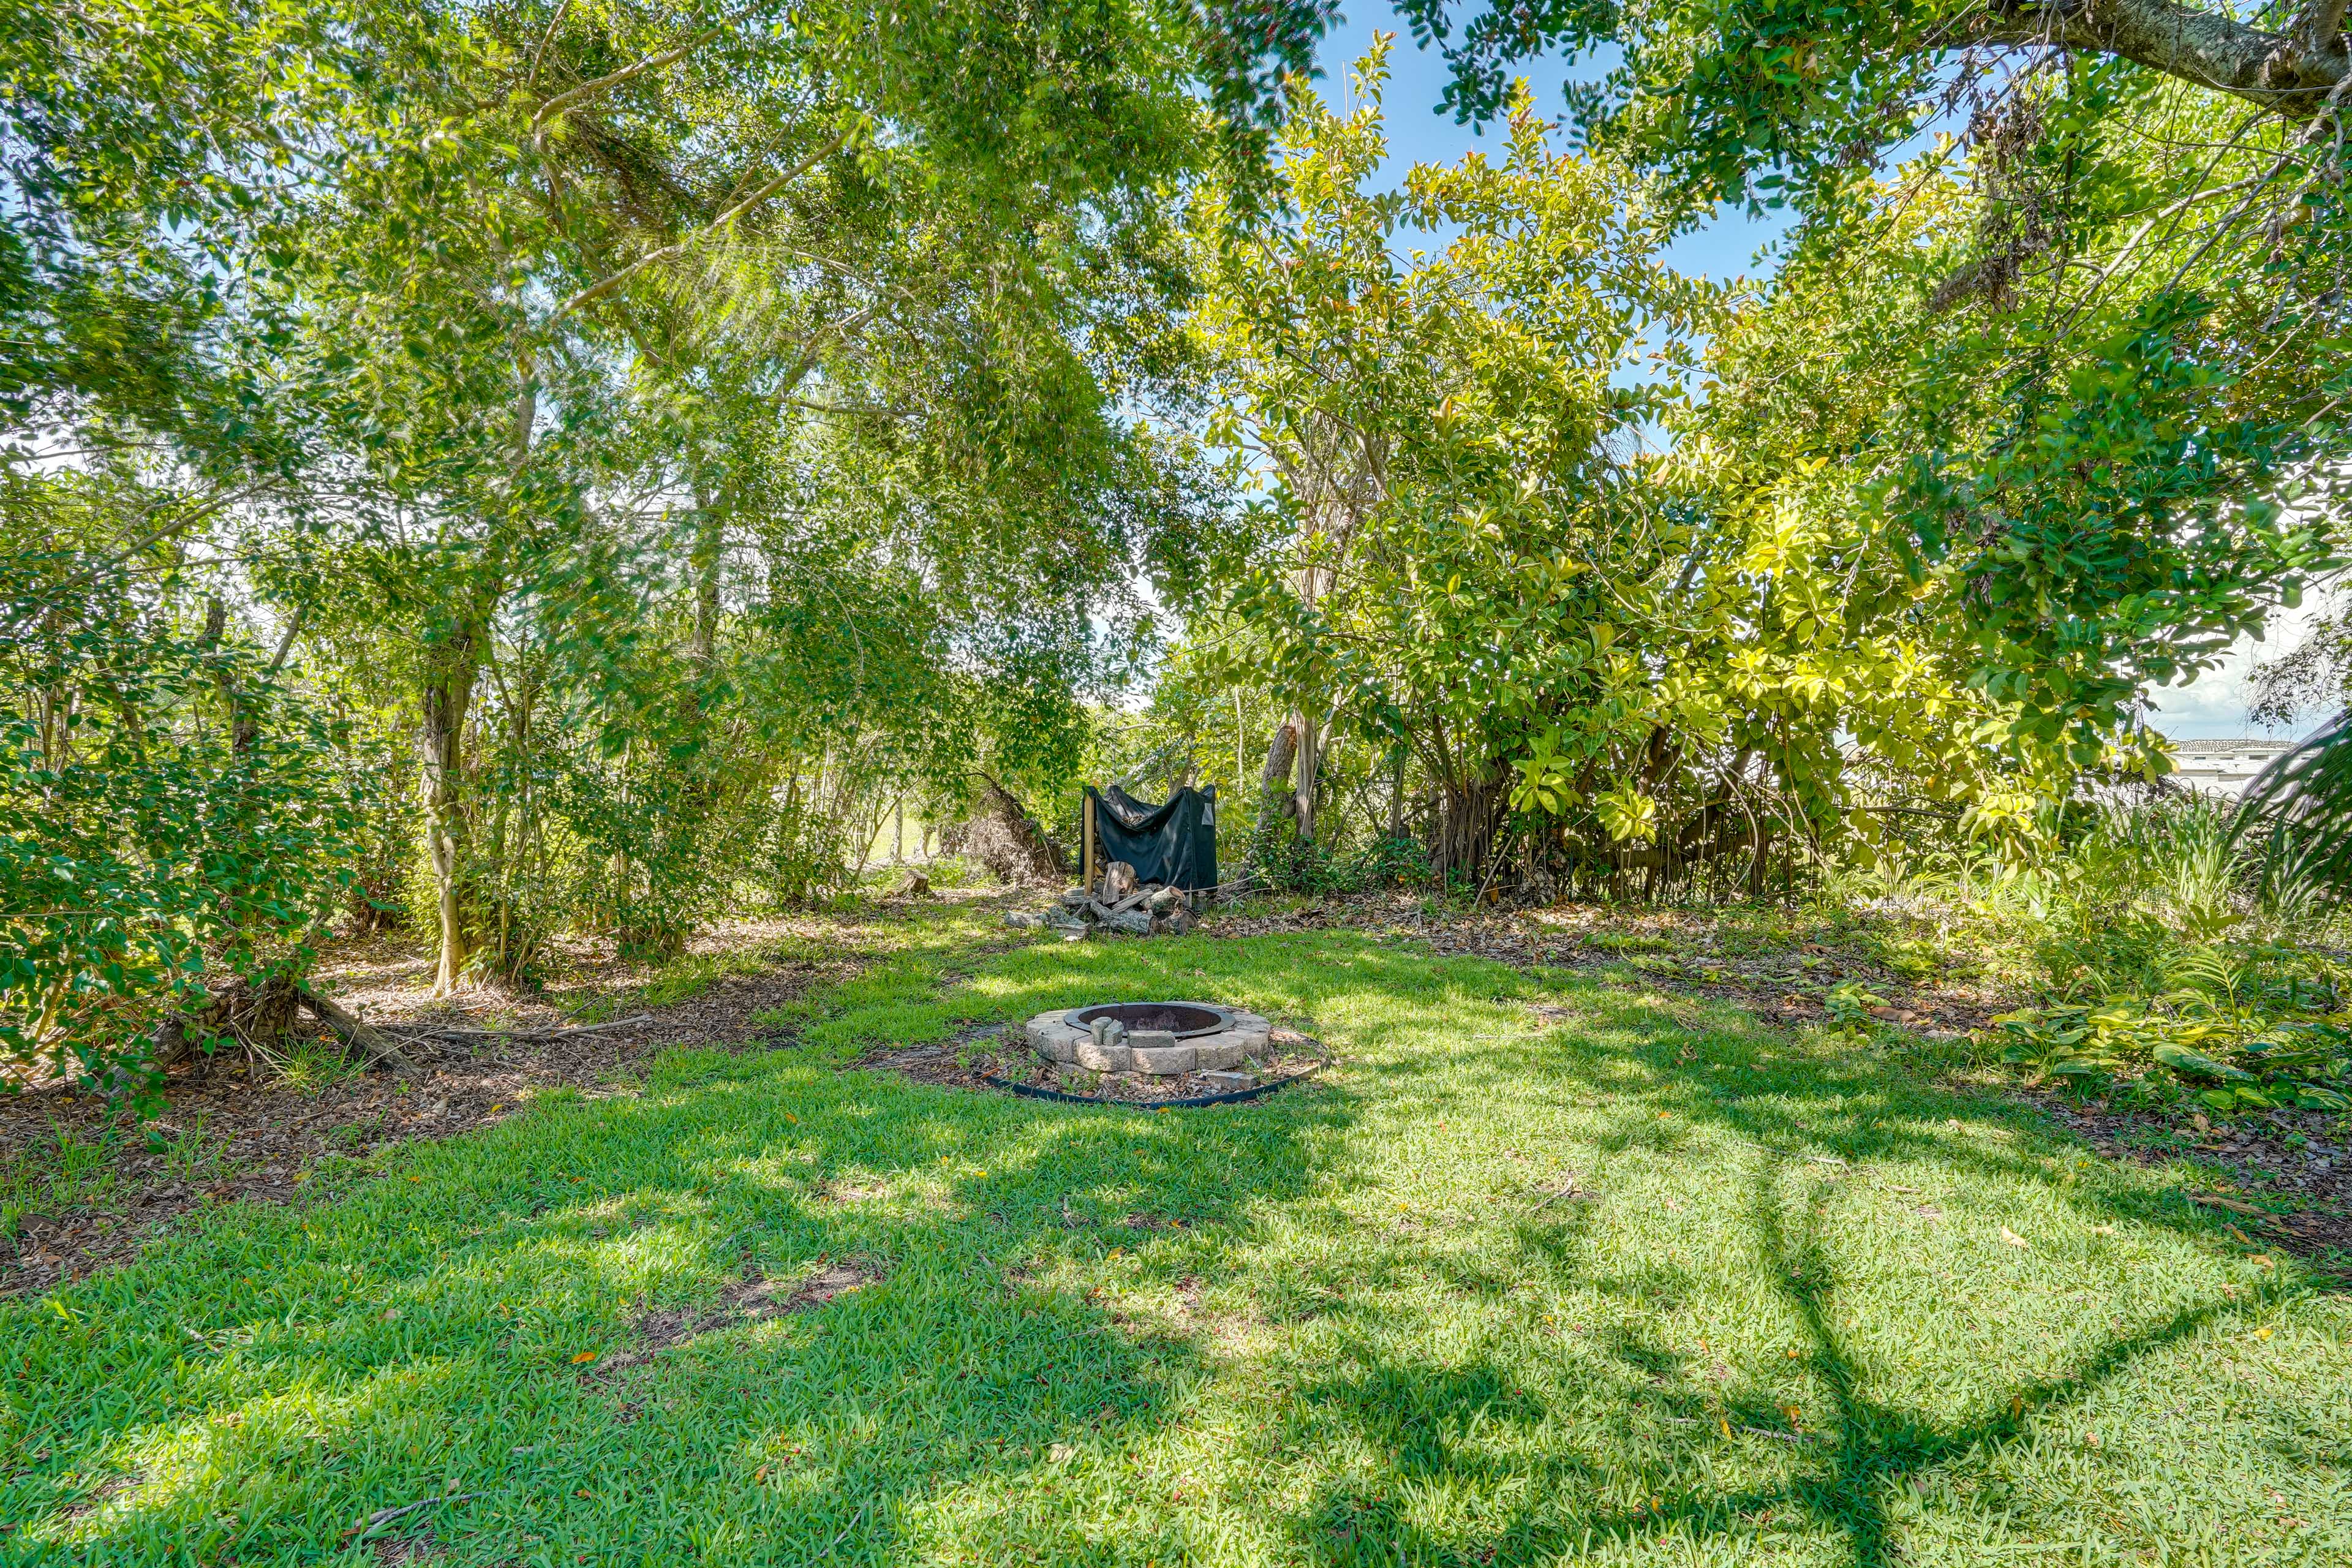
left=689, top=482, right=722, bottom=665
left=1292, top=710, right=1319, bottom=843
left=1259, top=713, right=1302, bottom=829
left=1432, top=774, right=1503, bottom=885
left=418, top=353, right=531, bottom=990
left=200, top=598, right=261, bottom=755
left=145, top=972, right=301, bottom=1075
left=1747, top=815, right=1776, bottom=902
left=1234, top=690, right=1247, bottom=806
left=418, top=629, right=479, bottom=995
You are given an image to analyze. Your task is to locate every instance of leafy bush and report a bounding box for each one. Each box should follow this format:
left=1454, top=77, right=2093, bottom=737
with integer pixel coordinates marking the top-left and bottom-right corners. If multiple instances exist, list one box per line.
left=1241, top=804, right=1322, bottom=893
left=1300, top=835, right=1423, bottom=895
left=1842, top=794, right=2352, bottom=1120
left=2, top=557, right=361, bottom=1097
left=1823, top=979, right=1889, bottom=1035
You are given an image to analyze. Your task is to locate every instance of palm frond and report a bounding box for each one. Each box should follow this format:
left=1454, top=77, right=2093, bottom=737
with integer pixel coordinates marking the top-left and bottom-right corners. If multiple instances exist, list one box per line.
left=2233, top=709, right=2352, bottom=905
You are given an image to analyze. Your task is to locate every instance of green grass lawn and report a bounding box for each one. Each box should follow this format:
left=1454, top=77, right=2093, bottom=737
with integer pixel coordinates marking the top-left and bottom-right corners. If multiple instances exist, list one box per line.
left=6, top=925, right=2348, bottom=1565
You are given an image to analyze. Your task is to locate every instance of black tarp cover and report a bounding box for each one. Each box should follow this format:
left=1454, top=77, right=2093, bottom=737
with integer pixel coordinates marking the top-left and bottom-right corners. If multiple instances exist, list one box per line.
left=1088, top=784, right=1218, bottom=891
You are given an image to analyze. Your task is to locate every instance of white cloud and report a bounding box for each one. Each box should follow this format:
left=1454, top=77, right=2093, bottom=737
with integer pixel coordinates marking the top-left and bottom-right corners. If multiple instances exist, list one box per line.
left=2146, top=589, right=2341, bottom=741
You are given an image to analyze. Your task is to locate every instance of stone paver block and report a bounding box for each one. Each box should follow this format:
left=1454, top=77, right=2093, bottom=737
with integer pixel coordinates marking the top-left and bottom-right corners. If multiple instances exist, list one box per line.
left=1194, top=1039, right=1245, bottom=1071
left=1026, top=1012, right=1083, bottom=1063
left=1076, top=1038, right=1131, bottom=1073
left=1130, top=1042, right=1196, bottom=1076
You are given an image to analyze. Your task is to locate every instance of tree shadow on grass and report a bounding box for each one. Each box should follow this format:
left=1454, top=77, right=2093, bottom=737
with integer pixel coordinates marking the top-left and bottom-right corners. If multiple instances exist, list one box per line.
left=2, top=1027, right=1364, bottom=1566
left=1228, top=953, right=2338, bottom=1567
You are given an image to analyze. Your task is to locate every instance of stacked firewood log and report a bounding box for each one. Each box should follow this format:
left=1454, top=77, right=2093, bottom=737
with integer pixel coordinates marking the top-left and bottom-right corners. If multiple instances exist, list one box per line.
left=1004, top=860, right=1198, bottom=937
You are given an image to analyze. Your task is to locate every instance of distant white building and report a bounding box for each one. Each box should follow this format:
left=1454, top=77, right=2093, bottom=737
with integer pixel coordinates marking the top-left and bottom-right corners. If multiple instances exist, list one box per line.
left=2169, top=737, right=2294, bottom=798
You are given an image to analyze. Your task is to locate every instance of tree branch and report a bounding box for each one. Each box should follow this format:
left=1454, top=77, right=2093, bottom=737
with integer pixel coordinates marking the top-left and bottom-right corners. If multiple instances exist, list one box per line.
left=530, top=28, right=717, bottom=145
left=555, top=126, right=854, bottom=319
left=2297, top=0, right=2351, bottom=59
left=266, top=603, right=306, bottom=673
left=527, top=0, right=575, bottom=87
left=1962, top=0, right=2350, bottom=118
left=299, top=988, right=418, bottom=1074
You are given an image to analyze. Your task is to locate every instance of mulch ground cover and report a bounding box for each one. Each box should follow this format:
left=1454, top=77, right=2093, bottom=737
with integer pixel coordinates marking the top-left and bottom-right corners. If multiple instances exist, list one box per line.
left=2, top=916, right=886, bottom=1297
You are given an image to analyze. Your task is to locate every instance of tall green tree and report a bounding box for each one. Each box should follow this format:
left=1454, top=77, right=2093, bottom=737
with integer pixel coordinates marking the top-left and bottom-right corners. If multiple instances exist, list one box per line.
left=1, top=0, right=1314, bottom=1084
left=1382, top=1, right=2352, bottom=767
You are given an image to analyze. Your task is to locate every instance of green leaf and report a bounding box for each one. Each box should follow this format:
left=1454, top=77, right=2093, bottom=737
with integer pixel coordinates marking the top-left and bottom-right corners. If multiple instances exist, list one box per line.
left=2154, top=1042, right=2255, bottom=1082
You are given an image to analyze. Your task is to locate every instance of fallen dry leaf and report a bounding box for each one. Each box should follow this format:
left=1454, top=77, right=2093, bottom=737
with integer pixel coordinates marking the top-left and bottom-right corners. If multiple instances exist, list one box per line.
left=2190, top=1192, right=2269, bottom=1218
left=1999, top=1226, right=2029, bottom=1248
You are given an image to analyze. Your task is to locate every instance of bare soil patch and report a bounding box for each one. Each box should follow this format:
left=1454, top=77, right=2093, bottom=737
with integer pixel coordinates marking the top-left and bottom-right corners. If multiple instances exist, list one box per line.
left=586, top=1260, right=881, bottom=1382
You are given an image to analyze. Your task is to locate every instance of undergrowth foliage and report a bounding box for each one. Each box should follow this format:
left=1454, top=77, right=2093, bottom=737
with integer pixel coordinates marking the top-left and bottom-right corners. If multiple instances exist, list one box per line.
left=2, top=552, right=358, bottom=1096
left=1830, top=796, right=2352, bottom=1119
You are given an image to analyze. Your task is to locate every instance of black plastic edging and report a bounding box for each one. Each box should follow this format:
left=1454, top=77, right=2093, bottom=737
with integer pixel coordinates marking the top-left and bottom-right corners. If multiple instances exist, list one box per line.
left=983, top=1061, right=1321, bottom=1110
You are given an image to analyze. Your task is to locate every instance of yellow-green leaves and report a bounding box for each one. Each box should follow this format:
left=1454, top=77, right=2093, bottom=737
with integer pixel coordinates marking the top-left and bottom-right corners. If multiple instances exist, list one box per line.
left=1594, top=785, right=1659, bottom=846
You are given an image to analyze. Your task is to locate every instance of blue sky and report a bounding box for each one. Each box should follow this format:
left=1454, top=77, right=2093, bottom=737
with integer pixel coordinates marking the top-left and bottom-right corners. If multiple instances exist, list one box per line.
left=1306, top=9, right=2310, bottom=739
left=1310, top=9, right=1795, bottom=281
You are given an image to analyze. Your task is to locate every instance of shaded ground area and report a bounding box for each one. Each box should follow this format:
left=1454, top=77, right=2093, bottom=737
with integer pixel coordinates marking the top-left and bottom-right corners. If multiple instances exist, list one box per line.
left=4, top=911, right=2348, bottom=1564
left=1208, top=893, right=2005, bottom=1034
left=2, top=898, right=999, bottom=1295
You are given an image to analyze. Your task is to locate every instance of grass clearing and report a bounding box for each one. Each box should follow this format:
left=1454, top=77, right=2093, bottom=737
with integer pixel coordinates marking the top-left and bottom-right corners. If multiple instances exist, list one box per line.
left=5, top=923, right=2347, bottom=1564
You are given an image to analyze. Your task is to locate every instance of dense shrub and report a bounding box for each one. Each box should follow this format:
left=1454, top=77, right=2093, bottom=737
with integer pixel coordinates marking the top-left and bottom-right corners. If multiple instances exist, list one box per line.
left=2, top=555, right=361, bottom=1095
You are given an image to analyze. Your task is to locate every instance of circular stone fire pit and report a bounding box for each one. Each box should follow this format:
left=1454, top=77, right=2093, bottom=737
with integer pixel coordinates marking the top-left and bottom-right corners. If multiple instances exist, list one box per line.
left=1062, top=1001, right=1231, bottom=1038
left=1025, top=1001, right=1274, bottom=1077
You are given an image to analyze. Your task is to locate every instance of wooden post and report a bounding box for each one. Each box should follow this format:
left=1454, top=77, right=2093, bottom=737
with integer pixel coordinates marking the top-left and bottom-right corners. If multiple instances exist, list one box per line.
left=1083, top=789, right=1097, bottom=892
